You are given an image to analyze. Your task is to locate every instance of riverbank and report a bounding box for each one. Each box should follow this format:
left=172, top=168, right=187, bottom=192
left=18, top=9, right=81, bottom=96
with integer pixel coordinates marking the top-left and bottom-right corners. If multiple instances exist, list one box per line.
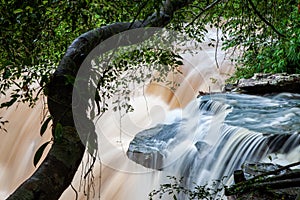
left=224, top=73, right=300, bottom=94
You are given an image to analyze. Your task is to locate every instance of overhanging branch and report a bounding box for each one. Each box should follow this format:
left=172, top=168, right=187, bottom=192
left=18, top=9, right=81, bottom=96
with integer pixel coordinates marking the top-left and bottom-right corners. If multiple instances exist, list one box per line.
left=247, top=0, right=285, bottom=38
left=225, top=161, right=300, bottom=196
left=187, top=0, right=223, bottom=27
left=6, top=1, right=196, bottom=200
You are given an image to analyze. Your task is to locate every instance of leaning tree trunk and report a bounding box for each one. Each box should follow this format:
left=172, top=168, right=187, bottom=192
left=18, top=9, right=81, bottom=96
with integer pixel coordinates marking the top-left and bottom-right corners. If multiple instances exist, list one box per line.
left=6, top=1, right=195, bottom=199
left=225, top=161, right=300, bottom=199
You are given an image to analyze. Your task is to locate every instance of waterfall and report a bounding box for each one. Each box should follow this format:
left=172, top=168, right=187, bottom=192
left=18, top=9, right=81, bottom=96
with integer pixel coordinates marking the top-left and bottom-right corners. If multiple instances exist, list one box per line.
left=0, top=98, right=52, bottom=198
left=1, top=26, right=299, bottom=200
left=1, top=92, right=298, bottom=200
left=127, top=93, right=300, bottom=199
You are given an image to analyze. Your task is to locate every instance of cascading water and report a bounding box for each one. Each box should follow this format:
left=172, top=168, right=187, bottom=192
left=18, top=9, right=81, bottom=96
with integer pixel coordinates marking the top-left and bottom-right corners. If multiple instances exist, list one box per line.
left=0, top=97, right=52, bottom=198
left=0, top=47, right=234, bottom=199
left=127, top=93, right=300, bottom=199
left=2, top=91, right=299, bottom=200
left=1, top=27, right=299, bottom=200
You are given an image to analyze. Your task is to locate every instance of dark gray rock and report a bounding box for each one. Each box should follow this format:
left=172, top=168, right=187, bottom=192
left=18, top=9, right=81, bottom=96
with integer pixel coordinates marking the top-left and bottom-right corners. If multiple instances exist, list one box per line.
left=236, top=73, right=300, bottom=94
left=126, top=149, right=164, bottom=170
left=127, top=122, right=181, bottom=170
left=194, top=141, right=211, bottom=155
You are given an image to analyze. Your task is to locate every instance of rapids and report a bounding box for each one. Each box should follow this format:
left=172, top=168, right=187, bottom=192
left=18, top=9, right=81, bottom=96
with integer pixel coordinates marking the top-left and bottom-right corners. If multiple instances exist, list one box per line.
left=127, top=93, right=300, bottom=200
left=0, top=27, right=299, bottom=200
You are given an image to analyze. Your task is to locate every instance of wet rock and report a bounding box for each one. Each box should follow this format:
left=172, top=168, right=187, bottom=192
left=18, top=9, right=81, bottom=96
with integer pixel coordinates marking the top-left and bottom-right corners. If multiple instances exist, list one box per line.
left=126, top=149, right=164, bottom=170
left=242, top=162, right=291, bottom=178
left=236, top=73, right=300, bottom=94
left=223, top=83, right=238, bottom=92
left=127, top=122, right=181, bottom=170
left=194, top=141, right=211, bottom=158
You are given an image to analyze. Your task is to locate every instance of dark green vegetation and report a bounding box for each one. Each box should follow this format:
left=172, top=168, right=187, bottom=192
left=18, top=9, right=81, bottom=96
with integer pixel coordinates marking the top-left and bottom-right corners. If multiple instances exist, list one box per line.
left=1, top=0, right=299, bottom=199
left=224, top=1, right=300, bottom=80
left=149, top=176, right=225, bottom=200
left=0, top=0, right=167, bottom=106
left=1, top=0, right=299, bottom=106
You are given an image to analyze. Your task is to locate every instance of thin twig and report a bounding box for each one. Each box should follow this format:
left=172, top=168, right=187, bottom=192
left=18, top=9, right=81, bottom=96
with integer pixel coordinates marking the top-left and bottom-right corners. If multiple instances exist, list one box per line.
left=71, top=184, right=78, bottom=200
left=98, top=159, right=102, bottom=199
left=84, top=155, right=97, bottom=179
left=215, top=24, right=220, bottom=69
left=187, top=0, right=223, bottom=27
left=129, top=1, right=149, bottom=29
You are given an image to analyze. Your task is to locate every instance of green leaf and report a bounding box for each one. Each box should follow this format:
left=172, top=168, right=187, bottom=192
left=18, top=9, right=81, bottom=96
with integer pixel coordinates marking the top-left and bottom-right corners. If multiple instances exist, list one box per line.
left=25, top=6, right=32, bottom=10
left=40, top=116, right=52, bottom=136
left=54, top=122, right=63, bottom=141
left=33, top=141, right=50, bottom=167
left=64, top=74, right=75, bottom=85
left=13, top=9, right=23, bottom=14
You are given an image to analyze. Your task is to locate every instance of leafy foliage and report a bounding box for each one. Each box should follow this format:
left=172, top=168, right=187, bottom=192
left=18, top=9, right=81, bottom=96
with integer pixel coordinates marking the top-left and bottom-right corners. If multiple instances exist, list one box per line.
left=222, top=0, right=300, bottom=80
left=149, top=176, right=225, bottom=200
left=168, top=0, right=300, bottom=80
left=89, top=39, right=184, bottom=115
left=0, top=0, right=165, bottom=106
left=1, top=0, right=299, bottom=107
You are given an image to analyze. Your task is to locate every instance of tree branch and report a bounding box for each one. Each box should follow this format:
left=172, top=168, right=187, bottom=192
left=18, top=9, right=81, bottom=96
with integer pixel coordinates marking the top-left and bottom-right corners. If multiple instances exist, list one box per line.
left=6, top=1, right=196, bottom=199
left=247, top=0, right=285, bottom=38
left=225, top=161, right=300, bottom=196
left=187, top=0, right=223, bottom=27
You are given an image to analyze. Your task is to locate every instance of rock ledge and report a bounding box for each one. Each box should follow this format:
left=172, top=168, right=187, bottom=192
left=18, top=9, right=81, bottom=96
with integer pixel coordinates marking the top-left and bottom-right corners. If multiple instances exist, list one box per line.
left=225, top=73, right=300, bottom=94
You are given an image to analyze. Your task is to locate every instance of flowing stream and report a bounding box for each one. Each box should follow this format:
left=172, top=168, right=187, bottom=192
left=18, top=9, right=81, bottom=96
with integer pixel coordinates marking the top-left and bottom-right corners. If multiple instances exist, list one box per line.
left=127, top=93, right=300, bottom=199
left=0, top=28, right=299, bottom=200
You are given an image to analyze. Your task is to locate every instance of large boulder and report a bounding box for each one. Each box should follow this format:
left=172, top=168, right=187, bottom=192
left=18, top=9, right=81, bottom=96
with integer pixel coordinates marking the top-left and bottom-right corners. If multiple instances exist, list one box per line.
left=127, top=122, right=181, bottom=170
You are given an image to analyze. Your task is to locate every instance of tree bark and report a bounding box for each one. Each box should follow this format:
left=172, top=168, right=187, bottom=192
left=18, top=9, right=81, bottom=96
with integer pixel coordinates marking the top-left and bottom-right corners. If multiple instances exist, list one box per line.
left=6, top=1, right=195, bottom=199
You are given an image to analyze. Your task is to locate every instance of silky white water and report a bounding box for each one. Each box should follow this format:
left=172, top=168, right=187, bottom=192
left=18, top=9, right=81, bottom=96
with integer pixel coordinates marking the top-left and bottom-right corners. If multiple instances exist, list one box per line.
left=127, top=93, right=300, bottom=199
left=1, top=27, right=299, bottom=200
